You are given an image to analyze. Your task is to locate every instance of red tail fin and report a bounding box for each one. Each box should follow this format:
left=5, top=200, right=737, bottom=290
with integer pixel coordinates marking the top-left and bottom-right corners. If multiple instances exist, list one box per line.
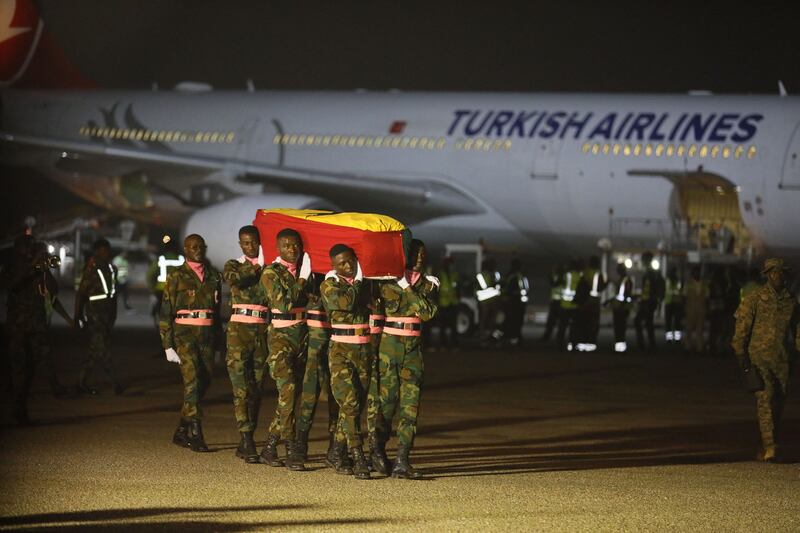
left=0, top=0, right=95, bottom=88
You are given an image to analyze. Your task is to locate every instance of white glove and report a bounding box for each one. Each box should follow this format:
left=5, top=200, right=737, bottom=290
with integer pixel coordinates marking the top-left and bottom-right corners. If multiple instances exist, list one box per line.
left=397, top=276, right=410, bottom=290
left=425, top=275, right=441, bottom=288
left=299, top=252, right=311, bottom=280
left=355, top=261, right=364, bottom=282
left=165, top=347, right=180, bottom=364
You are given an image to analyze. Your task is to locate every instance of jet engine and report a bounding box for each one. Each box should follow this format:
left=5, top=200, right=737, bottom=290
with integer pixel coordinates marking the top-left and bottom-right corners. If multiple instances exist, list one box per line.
left=183, top=194, right=339, bottom=268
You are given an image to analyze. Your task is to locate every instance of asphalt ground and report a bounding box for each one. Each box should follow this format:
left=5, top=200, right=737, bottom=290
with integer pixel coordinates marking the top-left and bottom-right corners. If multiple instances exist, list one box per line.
left=1, top=295, right=800, bottom=532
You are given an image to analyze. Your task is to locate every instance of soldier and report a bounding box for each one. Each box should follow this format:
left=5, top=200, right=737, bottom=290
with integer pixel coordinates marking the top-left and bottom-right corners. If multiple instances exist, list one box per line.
left=376, top=239, right=438, bottom=479
left=160, top=234, right=222, bottom=452
left=295, top=272, right=339, bottom=468
left=223, top=225, right=268, bottom=464
left=320, top=244, right=372, bottom=479
left=367, top=279, right=388, bottom=474
left=503, top=258, right=530, bottom=348
left=683, top=265, right=709, bottom=355
left=611, top=263, right=633, bottom=353
left=634, top=251, right=664, bottom=353
left=731, top=258, right=800, bottom=462
left=1, top=236, right=75, bottom=425
left=259, top=228, right=311, bottom=471
left=75, top=239, right=122, bottom=395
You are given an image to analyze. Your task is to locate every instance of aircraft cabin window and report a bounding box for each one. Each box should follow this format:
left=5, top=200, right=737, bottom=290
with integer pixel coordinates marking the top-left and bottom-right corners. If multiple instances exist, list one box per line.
left=734, top=145, right=744, bottom=159
left=747, top=145, right=757, bottom=159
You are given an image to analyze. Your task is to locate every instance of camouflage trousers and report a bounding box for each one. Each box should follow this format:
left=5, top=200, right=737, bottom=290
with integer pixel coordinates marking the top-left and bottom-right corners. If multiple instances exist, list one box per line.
left=266, top=323, right=308, bottom=441
left=376, top=333, right=424, bottom=448
left=174, top=324, right=214, bottom=421
left=80, top=316, right=116, bottom=386
left=753, top=359, right=789, bottom=449
left=297, top=326, right=339, bottom=435
left=8, top=327, right=52, bottom=410
left=226, top=321, right=269, bottom=433
left=329, top=341, right=373, bottom=448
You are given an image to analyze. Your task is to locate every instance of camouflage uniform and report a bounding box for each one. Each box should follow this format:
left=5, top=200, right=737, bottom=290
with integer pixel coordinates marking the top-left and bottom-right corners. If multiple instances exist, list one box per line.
left=223, top=257, right=269, bottom=433
left=367, top=280, right=385, bottom=436
left=732, top=279, right=800, bottom=456
left=376, top=275, right=438, bottom=448
left=2, top=261, right=58, bottom=419
left=320, top=274, right=373, bottom=448
left=160, top=262, right=222, bottom=422
left=297, top=278, right=339, bottom=436
left=76, top=260, right=119, bottom=388
left=261, top=262, right=308, bottom=441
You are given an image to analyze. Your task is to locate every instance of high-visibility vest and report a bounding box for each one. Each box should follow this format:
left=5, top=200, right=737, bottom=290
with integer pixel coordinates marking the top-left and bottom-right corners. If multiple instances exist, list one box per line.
left=476, top=271, right=501, bottom=302
left=664, top=279, right=684, bottom=305
left=586, top=270, right=602, bottom=298
left=438, top=269, right=460, bottom=307
left=506, top=272, right=530, bottom=303
left=550, top=272, right=563, bottom=301
left=615, top=276, right=632, bottom=303
left=151, top=253, right=185, bottom=292
left=560, top=271, right=581, bottom=309
left=89, top=264, right=117, bottom=301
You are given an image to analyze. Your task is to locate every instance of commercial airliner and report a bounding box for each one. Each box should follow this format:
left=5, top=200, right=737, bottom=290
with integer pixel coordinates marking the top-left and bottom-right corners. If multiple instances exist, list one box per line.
left=2, top=0, right=799, bottom=268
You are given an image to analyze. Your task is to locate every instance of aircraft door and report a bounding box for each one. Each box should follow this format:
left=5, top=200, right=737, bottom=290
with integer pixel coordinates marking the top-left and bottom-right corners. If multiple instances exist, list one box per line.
left=781, top=121, right=800, bottom=189
left=530, top=139, right=561, bottom=180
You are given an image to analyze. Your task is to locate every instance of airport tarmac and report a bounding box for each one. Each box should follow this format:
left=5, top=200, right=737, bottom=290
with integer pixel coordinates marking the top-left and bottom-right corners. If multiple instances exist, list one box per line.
left=1, top=295, right=799, bottom=532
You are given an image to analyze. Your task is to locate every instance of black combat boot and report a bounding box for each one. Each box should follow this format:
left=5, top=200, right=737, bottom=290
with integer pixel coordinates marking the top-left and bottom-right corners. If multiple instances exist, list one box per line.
left=295, top=428, right=310, bottom=462
left=351, top=446, right=371, bottom=480
left=172, top=420, right=190, bottom=447
left=334, top=441, right=353, bottom=475
left=187, top=420, right=210, bottom=452
left=325, top=432, right=338, bottom=468
left=368, top=433, right=391, bottom=476
left=391, top=444, right=423, bottom=479
left=285, top=440, right=307, bottom=471
left=76, top=376, right=98, bottom=396
left=260, top=434, right=285, bottom=467
left=236, top=431, right=260, bottom=464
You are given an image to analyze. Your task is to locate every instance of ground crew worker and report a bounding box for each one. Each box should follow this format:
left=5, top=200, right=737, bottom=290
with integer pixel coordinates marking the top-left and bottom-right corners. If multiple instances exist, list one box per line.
left=223, top=225, right=268, bottom=464
left=259, top=228, right=311, bottom=471
left=367, top=279, right=389, bottom=475
left=556, top=259, right=583, bottom=351
left=611, top=263, right=633, bottom=353
left=147, top=243, right=184, bottom=353
left=376, top=239, right=438, bottom=480
left=435, top=256, right=460, bottom=350
left=75, top=239, right=122, bottom=395
left=160, top=234, right=222, bottom=452
left=634, top=251, right=664, bottom=353
left=577, top=256, right=605, bottom=352
left=683, top=265, right=708, bottom=355
left=540, top=264, right=564, bottom=342
left=475, top=258, right=501, bottom=346
left=663, top=267, right=685, bottom=345
left=731, top=258, right=800, bottom=462
left=295, top=272, right=339, bottom=468
left=320, top=244, right=372, bottom=479
left=112, top=251, right=132, bottom=310
left=1, top=236, right=75, bottom=425
left=502, top=258, right=529, bottom=347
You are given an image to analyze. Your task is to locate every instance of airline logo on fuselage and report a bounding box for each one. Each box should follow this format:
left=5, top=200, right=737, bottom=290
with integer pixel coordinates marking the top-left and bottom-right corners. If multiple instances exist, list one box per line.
left=447, top=110, right=762, bottom=143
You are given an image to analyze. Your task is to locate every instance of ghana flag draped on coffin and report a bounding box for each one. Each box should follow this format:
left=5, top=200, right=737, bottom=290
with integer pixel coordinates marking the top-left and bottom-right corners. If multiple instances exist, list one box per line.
left=254, top=209, right=411, bottom=278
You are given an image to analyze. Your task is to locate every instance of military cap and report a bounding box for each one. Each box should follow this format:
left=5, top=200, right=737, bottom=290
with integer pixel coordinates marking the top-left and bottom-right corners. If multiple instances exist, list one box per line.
left=761, top=258, right=787, bottom=274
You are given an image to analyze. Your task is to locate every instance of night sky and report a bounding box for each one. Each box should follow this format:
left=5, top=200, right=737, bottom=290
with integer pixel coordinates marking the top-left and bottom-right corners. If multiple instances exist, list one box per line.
left=37, top=1, right=800, bottom=94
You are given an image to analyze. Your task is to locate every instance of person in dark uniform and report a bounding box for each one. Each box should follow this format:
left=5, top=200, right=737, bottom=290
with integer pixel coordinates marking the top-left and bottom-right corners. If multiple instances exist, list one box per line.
left=634, top=251, right=664, bottom=353
left=503, top=258, right=529, bottom=347
left=75, top=239, right=122, bottom=395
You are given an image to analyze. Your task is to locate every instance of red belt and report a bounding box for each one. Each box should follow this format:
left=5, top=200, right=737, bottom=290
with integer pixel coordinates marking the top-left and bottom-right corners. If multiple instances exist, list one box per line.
left=231, top=304, right=269, bottom=324
left=307, top=310, right=331, bottom=329
left=330, top=323, right=370, bottom=344
left=369, top=314, right=386, bottom=334
left=176, top=309, right=214, bottom=326
left=271, top=307, right=306, bottom=328
left=383, top=316, right=422, bottom=337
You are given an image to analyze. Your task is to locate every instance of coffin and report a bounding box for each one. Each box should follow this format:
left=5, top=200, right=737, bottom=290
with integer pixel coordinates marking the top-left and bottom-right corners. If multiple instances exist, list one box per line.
left=253, top=208, right=410, bottom=278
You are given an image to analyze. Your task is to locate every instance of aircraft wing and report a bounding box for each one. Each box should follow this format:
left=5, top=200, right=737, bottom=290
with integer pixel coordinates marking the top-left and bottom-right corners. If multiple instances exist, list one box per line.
left=0, top=131, right=484, bottom=223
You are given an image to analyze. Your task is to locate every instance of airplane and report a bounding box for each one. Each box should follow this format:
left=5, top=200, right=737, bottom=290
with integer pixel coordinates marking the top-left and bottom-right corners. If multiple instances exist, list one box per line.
left=2, top=0, right=799, bottom=271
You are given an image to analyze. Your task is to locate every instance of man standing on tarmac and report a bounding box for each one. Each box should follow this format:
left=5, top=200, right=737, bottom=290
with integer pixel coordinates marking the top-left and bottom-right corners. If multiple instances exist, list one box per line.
left=503, top=258, right=530, bottom=348
left=320, top=244, right=372, bottom=479
left=295, top=271, right=339, bottom=468
left=223, top=225, right=268, bottom=464
left=259, top=228, right=311, bottom=471
left=611, top=263, right=633, bottom=353
left=160, top=234, right=222, bottom=452
left=376, top=239, right=439, bottom=479
left=732, top=258, right=799, bottom=462
left=634, top=251, right=664, bottom=353
left=75, top=239, right=122, bottom=395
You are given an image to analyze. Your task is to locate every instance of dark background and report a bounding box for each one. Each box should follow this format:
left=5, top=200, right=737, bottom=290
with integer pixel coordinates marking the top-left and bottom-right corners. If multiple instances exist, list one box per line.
left=37, top=0, right=800, bottom=94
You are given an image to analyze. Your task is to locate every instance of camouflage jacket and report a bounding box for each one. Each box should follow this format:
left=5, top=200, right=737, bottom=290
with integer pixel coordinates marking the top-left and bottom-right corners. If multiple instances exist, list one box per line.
left=260, top=262, right=308, bottom=313
left=731, top=284, right=800, bottom=365
left=159, top=262, right=222, bottom=349
left=380, top=276, right=438, bottom=321
left=320, top=276, right=370, bottom=326
left=1, top=260, right=56, bottom=329
left=223, top=258, right=266, bottom=306
left=76, top=260, right=118, bottom=320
